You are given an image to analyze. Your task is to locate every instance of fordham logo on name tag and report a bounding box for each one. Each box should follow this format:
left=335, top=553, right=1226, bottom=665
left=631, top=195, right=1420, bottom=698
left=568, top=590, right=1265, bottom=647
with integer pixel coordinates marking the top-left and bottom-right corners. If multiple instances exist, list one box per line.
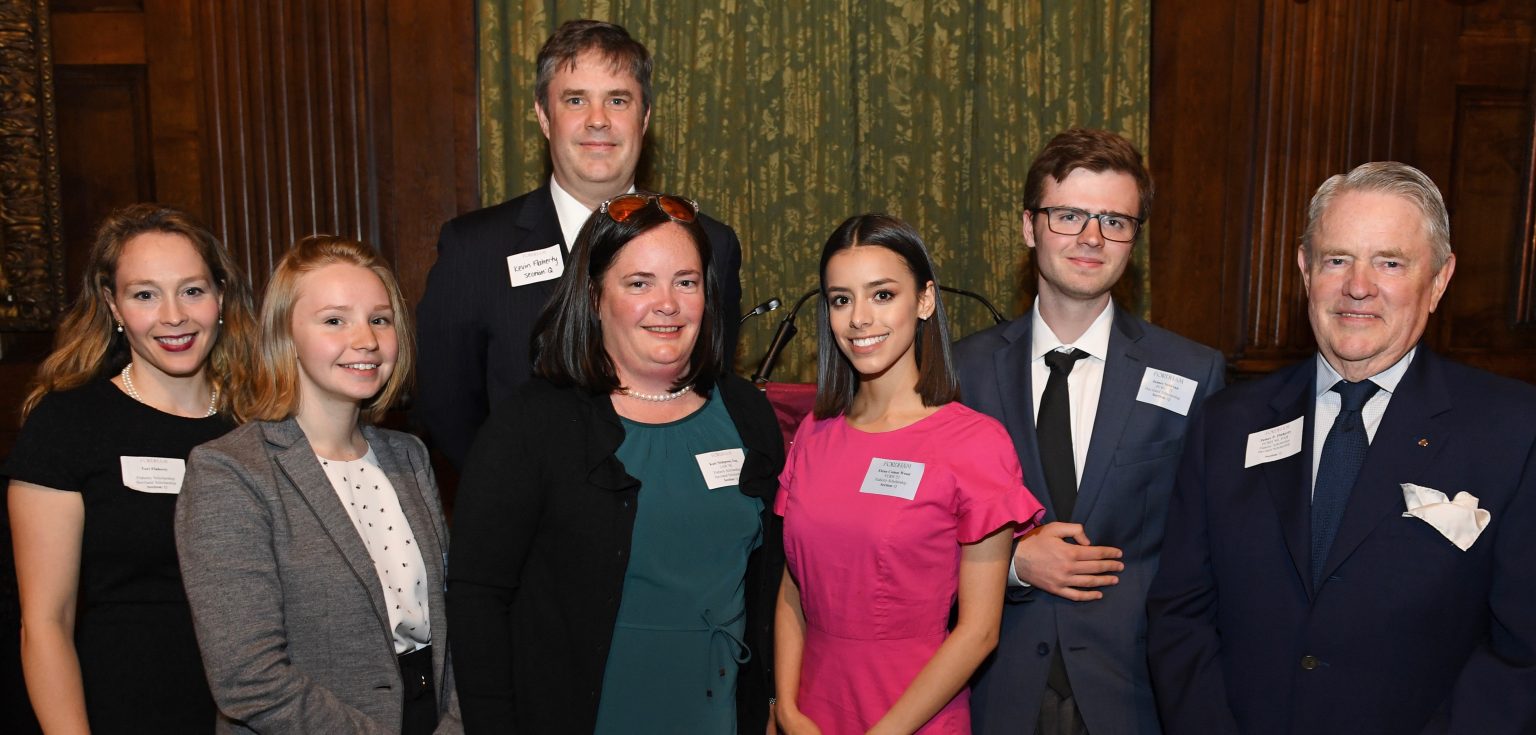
left=859, top=458, right=925, bottom=500
left=120, top=456, right=186, bottom=494
left=1135, top=367, right=1199, bottom=416
left=1244, top=416, right=1304, bottom=468
left=694, top=448, right=745, bottom=490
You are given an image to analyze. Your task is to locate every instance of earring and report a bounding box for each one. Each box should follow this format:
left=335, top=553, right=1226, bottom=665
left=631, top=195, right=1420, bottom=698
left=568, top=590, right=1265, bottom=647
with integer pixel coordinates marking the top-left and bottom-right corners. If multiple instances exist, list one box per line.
left=115, top=321, right=124, bottom=333
left=218, top=314, right=224, bottom=325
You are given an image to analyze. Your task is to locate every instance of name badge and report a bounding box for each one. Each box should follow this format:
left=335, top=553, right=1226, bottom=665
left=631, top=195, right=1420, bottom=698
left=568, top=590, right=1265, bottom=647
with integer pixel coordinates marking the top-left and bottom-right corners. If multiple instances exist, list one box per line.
left=859, top=458, right=926, bottom=500
left=1136, top=367, right=1199, bottom=416
left=120, top=456, right=186, bottom=494
left=1244, top=416, right=1304, bottom=468
left=695, top=448, right=745, bottom=490
left=506, top=244, right=564, bottom=287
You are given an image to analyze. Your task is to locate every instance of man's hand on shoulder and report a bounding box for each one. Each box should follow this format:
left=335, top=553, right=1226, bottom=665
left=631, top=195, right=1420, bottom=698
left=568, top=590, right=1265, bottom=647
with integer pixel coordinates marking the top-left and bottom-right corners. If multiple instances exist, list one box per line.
left=1013, top=522, right=1123, bottom=601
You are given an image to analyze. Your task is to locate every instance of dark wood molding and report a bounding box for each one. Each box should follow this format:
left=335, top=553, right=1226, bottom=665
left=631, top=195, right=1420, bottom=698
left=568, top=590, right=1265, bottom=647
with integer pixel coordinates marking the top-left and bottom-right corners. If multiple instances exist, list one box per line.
left=1153, top=0, right=1536, bottom=383
left=1517, top=44, right=1536, bottom=326
left=0, top=0, right=65, bottom=331
left=195, top=0, right=378, bottom=288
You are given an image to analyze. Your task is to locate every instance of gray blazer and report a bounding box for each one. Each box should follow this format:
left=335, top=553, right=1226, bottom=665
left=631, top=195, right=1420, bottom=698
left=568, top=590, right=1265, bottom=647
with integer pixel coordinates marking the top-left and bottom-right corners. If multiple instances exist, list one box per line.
left=176, top=418, right=461, bottom=733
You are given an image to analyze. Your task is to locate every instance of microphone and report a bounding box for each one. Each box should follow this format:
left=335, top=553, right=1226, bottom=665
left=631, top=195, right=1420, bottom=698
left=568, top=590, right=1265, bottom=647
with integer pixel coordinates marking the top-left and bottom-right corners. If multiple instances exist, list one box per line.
left=751, top=288, right=820, bottom=384
left=939, top=285, right=1007, bottom=325
left=739, top=297, right=782, bottom=325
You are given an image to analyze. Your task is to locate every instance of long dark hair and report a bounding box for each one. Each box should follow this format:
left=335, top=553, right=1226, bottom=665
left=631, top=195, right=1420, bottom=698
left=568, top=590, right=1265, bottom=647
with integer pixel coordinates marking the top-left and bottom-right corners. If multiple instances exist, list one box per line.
left=813, top=214, right=959, bottom=419
left=532, top=196, right=724, bottom=396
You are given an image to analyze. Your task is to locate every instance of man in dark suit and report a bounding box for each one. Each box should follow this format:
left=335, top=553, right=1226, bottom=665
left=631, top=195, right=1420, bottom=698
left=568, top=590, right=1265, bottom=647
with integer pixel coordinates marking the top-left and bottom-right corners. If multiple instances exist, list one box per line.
left=959, top=128, right=1225, bottom=735
left=1147, top=161, right=1536, bottom=734
left=416, top=20, right=742, bottom=468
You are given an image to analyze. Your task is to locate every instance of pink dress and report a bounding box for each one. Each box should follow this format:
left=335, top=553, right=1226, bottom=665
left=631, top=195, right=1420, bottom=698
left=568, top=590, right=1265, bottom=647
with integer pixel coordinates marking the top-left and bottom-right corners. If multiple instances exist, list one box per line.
left=776, top=402, right=1044, bottom=734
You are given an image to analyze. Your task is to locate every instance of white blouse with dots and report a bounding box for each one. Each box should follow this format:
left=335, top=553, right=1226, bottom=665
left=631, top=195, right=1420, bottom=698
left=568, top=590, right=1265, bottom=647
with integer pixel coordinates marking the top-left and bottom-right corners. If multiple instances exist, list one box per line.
left=317, top=446, right=431, bottom=653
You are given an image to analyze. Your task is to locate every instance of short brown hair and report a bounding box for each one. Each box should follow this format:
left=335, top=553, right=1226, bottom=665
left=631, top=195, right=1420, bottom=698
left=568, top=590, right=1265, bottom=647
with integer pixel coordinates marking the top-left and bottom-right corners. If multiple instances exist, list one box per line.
left=534, top=20, right=653, bottom=113
left=241, top=236, right=415, bottom=424
left=1023, top=128, right=1153, bottom=222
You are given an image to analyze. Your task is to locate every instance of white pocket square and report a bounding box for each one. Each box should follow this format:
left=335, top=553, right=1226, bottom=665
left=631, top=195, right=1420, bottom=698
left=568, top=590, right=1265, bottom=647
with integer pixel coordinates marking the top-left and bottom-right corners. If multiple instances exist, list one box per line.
left=1400, top=483, right=1490, bottom=551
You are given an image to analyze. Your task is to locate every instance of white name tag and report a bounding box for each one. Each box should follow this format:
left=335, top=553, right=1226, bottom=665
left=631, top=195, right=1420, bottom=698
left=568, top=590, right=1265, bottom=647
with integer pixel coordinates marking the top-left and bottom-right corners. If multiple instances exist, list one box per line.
left=859, top=458, right=926, bottom=500
left=695, top=448, right=746, bottom=490
left=1136, top=367, right=1199, bottom=416
left=120, top=456, right=186, bottom=494
left=1244, top=416, right=1304, bottom=468
left=506, top=244, right=564, bottom=287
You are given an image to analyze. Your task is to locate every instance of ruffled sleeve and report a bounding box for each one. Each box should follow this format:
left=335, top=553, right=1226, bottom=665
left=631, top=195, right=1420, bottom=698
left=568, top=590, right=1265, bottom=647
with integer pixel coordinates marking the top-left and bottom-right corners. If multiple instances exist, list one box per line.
left=952, top=418, right=1045, bottom=544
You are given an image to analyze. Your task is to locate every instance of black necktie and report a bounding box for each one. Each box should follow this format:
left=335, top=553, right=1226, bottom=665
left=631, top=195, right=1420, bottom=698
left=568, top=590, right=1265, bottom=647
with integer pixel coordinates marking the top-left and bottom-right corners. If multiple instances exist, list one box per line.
left=1038, top=348, right=1089, bottom=523
left=1310, top=379, right=1380, bottom=590
left=1038, top=348, right=1088, bottom=701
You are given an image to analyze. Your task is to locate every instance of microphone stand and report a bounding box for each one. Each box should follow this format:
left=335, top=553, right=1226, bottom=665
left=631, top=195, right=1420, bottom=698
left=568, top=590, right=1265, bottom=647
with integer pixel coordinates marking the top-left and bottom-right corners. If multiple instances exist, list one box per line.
left=751, top=288, right=819, bottom=385
left=938, top=285, right=1007, bottom=325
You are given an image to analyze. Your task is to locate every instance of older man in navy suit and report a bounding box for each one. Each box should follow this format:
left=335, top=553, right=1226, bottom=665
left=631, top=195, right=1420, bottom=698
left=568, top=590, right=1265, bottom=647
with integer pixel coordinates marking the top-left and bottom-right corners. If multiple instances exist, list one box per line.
left=415, top=20, right=742, bottom=468
left=1147, top=161, right=1536, bottom=734
left=959, top=128, right=1225, bottom=735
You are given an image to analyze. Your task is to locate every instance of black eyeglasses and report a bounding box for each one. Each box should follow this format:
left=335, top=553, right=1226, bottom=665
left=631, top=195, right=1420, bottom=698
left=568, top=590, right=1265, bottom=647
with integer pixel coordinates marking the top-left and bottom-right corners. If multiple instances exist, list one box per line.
left=600, top=193, right=699, bottom=224
left=1032, top=206, right=1143, bottom=243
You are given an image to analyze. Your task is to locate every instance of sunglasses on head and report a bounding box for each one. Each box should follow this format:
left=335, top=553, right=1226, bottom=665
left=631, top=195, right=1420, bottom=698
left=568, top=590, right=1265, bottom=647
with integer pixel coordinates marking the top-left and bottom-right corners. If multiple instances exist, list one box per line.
left=600, top=193, right=699, bottom=224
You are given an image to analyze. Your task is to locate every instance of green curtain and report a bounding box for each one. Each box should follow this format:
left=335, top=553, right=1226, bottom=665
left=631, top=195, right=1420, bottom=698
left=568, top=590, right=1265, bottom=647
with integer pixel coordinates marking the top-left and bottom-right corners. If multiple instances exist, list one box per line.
left=479, top=0, right=1150, bottom=382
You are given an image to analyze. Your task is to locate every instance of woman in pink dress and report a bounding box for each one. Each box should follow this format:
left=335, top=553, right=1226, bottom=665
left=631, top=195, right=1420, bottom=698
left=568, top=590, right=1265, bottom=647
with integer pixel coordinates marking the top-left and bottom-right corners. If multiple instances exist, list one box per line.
left=774, top=214, right=1045, bottom=734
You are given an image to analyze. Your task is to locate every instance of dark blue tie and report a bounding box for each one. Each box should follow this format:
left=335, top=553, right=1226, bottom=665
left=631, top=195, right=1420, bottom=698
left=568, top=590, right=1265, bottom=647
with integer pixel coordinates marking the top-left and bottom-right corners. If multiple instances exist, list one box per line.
left=1310, top=379, right=1380, bottom=590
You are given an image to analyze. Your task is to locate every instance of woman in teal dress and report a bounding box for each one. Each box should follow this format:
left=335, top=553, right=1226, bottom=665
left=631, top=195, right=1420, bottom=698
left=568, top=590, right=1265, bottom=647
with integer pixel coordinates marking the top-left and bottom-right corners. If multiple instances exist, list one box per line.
left=448, top=193, right=785, bottom=734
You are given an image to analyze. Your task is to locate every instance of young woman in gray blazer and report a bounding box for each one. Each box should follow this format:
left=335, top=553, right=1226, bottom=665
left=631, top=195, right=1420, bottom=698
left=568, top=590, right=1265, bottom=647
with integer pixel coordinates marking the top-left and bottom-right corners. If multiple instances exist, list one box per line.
left=176, top=236, right=460, bottom=733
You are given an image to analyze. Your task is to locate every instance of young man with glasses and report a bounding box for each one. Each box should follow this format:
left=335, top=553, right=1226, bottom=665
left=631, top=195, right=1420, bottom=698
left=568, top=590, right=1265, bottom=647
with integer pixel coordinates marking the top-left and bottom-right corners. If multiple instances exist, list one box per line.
left=416, top=20, right=743, bottom=469
left=956, top=128, right=1225, bottom=735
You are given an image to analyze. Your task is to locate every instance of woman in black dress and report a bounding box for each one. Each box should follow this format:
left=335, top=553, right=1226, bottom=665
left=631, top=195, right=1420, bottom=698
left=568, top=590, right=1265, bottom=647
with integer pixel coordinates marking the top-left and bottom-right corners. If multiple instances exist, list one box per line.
left=6, top=204, right=258, bottom=733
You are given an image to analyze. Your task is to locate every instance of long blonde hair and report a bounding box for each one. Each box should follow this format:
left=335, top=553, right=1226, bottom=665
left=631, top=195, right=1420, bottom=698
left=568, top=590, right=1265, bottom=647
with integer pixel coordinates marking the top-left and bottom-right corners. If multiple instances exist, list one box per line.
left=239, top=235, right=416, bottom=424
left=21, top=204, right=258, bottom=421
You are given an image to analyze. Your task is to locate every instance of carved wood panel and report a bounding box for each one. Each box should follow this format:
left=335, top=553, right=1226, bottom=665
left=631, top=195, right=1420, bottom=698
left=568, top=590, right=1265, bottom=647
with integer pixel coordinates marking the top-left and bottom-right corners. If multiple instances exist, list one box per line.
left=0, top=0, right=64, bottom=331
left=1152, top=0, right=1536, bottom=383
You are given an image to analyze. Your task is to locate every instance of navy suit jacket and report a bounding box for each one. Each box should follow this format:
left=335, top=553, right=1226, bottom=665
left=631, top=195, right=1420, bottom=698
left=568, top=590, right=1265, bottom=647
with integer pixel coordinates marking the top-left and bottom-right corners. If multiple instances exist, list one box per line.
left=414, top=186, right=742, bottom=468
left=956, top=306, right=1225, bottom=735
left=1147, top=348, right=1536, bottom=734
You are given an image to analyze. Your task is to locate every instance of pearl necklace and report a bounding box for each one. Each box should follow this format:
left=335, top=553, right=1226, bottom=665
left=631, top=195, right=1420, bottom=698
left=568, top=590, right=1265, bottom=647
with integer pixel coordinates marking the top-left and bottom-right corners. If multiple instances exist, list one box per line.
left=619, top=384, right=694, bottom=402
left=121, top=363, right=219, bottom=417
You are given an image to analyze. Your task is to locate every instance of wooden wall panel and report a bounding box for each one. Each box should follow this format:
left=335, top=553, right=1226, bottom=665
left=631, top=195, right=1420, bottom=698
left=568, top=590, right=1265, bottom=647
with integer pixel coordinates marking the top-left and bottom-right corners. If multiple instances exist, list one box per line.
left=53, top=65, right=152, bottom=289
left=376, top=0, right=480, bottom=307
left=1152, top=0, right=1536, bottom=383
left=197, top=0, right=376, bottom=288
left=1242, top=0, right=1421, bottom=364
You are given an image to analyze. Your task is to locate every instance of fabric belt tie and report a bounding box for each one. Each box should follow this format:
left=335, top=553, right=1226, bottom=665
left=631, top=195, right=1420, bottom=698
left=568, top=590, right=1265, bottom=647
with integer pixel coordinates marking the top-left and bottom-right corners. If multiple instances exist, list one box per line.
left=701, top=607, right=751, bottom=701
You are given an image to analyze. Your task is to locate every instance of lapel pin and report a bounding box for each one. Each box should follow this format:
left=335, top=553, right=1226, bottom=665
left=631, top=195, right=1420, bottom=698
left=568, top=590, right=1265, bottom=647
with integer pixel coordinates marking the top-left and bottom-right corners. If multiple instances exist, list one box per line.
left=1417, top=438, right=1429, bottom=447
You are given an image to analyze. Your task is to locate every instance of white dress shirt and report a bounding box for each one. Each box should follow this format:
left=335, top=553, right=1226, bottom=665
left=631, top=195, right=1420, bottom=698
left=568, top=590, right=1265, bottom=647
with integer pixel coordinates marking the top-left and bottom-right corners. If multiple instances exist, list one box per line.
left=549, top=177, right=636, bottom=252
left=1309, top=348, right=1415, bottom=496
left=1009, top=300, right=1114, bottom=587
left=1030, top=299, right=1115, bottom=484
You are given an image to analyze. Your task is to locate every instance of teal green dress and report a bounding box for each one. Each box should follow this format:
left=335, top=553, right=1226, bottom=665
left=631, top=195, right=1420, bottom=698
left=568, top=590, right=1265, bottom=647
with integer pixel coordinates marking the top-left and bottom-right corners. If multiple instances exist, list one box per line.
left=592, top=393, right=764, bottom=735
